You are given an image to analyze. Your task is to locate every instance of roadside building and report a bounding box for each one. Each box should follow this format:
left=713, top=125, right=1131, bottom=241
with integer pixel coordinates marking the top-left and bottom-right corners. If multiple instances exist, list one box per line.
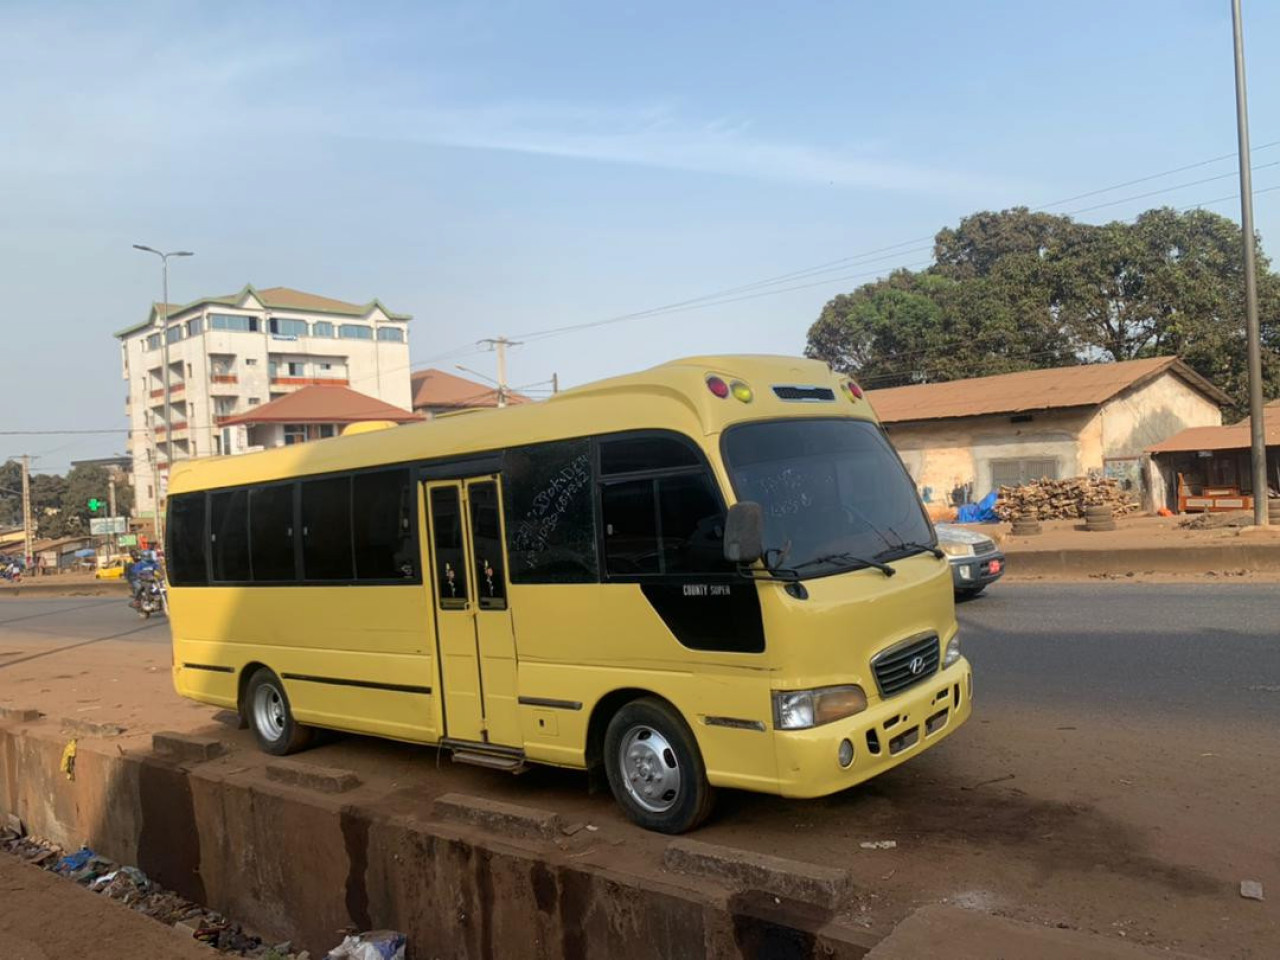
left=409, top=368, right=530, bottom=418
left=868, top=357, right=1230, bottom=510
left=115, top=284, right=412, bottom=521
left=217, top=384, right=422, bottom=449
left=1145, top=416, right=1280, bottom=512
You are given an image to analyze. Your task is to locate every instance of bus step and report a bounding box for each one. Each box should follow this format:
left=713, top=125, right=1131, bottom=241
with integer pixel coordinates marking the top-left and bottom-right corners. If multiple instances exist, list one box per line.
left=451, top=749, right=529, bottom=774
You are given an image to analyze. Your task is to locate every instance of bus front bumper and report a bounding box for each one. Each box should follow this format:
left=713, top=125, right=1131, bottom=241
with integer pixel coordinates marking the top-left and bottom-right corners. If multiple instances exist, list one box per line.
left=771, top=658, right=972, bottom=799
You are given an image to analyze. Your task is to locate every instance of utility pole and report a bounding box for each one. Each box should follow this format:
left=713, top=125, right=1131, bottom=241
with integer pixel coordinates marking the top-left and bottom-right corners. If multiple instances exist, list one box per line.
left=478, top=336, right=523, bottom=408
left=134, top=244, right=193, bottom=532
left=1231, top=0, right=1269, bottom=526
left=108, top=474, right=118, bottom=558
left=20, top=454, right=32, bottom=570
left=552, top=372, right=559, bottom=395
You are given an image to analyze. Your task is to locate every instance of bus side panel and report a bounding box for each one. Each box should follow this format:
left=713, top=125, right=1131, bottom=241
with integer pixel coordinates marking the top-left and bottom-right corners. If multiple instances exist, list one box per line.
left=510, top=584, right=781, bottom=792
left=170, top=584, right=441, bottom=743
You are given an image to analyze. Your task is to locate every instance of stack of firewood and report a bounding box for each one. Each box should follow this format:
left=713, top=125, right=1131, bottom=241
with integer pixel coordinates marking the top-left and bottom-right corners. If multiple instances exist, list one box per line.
left=995, top=476, right=1138, bottom=520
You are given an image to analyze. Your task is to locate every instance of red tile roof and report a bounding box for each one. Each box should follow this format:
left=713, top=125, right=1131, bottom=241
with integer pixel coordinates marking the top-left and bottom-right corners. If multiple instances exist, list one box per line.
left=220, top=386, right=421, bottom=426
left=410, top=368, right=529, bottom=410
left=867, top=357, right=1230, bottom=424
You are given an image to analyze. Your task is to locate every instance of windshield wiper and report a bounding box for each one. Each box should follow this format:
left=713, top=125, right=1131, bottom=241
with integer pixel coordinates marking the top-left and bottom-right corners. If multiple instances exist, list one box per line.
left=786, top=551, right=896, bottom=578
left=881, top=542, right=945, bottom=561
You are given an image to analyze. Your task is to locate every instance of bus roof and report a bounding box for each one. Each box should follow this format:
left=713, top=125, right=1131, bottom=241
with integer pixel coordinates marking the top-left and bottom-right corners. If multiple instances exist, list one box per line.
left=168, top=354, right=875, bottom=494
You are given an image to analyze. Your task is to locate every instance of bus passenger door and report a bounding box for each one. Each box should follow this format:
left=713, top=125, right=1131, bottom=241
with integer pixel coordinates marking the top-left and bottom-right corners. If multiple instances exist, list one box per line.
left=424, top=479, right=520, bottom=748
left=463, top=478, right=521, bottom=747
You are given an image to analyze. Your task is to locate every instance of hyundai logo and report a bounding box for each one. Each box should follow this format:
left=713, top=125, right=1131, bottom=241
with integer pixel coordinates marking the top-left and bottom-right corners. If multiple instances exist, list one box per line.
left=908, top=656, right=926, bottom=675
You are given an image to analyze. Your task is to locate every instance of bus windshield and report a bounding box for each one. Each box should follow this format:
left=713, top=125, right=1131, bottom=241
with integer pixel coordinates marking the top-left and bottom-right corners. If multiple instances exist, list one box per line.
left=723, top=418, right=933, bottom=575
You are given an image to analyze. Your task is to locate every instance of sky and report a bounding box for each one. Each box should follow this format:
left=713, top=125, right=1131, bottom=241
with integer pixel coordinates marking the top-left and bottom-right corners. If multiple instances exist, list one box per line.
left=2, top=0, right=1279, bottom=472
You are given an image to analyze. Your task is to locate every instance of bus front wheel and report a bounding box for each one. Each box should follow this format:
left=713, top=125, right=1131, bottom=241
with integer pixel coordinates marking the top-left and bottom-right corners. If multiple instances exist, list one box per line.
left=244, top=668, right=313, bottom=756
left=603, top=697, right=715, bottom=834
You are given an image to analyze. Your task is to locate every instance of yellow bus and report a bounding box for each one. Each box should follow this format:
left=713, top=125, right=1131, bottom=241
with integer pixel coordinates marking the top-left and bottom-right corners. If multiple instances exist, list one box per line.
left=166, top=355, right=971, bottom=833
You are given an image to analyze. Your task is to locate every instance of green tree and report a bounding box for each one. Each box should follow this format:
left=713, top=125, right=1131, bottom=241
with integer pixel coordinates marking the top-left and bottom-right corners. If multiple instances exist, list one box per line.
left=806, top=205, right=1280, bottom=411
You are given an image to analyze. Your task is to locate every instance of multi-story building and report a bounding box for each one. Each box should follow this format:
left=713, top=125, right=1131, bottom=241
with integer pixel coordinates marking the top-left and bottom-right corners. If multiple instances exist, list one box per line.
left=116, top=284, right=412, bottom=521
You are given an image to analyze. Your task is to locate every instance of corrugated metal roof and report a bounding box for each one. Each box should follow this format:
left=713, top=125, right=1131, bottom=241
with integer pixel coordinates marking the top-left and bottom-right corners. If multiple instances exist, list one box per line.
left=867, top=357, right=1230, bottom=424
left=1146, top=416, right=1280, bottom=453
left=220, top=385, right=421, bottom=426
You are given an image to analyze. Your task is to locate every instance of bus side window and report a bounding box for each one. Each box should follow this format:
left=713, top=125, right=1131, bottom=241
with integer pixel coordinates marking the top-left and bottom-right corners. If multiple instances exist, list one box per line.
left=168, top=493, right=208, bottom=585
left=597, top=433, right=730, bottom=579
left=353, top=468, right=417, bottom=581
left=209, top=489, right=251, bottom=582
left=468, top=481, right=507, bottom=609
left=301, top=476, right=353, bottom=581
left=249, top=484, right=297, bottom=582
left=503, top=439, right=597, bottom=583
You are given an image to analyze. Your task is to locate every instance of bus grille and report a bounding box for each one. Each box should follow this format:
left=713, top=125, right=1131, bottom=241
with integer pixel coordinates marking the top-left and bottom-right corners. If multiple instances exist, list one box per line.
left=872, top=634, right=940, bottom=698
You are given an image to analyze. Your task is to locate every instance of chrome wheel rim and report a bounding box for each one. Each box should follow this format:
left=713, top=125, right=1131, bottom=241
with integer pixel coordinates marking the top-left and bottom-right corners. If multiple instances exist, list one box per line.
left=619, top=725, right=681, bottom=813
left=252, top=683, right=287, bottom=742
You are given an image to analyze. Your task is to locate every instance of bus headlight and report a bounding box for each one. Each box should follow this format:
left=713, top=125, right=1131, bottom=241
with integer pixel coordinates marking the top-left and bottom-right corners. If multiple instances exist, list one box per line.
left=773, top=685, right=868, bottom=730
left=943, top=635, right=962, bottom=667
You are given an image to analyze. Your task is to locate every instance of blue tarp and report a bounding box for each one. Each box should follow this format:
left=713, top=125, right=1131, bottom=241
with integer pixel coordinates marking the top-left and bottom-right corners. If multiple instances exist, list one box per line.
left=956, top=491, right=1000, bottom=524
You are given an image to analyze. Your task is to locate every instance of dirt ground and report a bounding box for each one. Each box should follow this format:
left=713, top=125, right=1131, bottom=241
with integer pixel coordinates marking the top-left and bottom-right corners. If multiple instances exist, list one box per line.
left=996, top=513, right=1278, bottom=552
left=0, top=852, right=216, bottom=960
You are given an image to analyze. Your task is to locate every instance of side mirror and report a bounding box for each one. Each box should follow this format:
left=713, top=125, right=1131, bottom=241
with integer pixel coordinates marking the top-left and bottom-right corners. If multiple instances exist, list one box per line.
left=723, top=501, right=764, bottom=564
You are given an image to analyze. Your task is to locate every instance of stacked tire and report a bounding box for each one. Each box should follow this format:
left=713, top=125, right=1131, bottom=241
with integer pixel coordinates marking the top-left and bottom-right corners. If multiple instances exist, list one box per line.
left=1084, top=504, right=1116, bottom=532
left=1269, top=498, right=1280, bottom=524
left=1011, top=510, right=1042, bottom=537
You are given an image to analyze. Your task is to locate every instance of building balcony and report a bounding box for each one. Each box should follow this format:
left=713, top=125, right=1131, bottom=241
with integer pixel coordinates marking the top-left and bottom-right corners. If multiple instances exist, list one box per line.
left=211, top=374, right=238, bottom=384
left=153, top=421, right=189, bottom=439
left=269, top=376, right=350, bottom=388
left=149, top=382, right=186, bottom=399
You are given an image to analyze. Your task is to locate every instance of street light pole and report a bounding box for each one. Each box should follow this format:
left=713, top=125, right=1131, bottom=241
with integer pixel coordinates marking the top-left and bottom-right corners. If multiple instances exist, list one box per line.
left=133, top=245, right=193, bottom=543
left=1230, top=0, right=1269, bottom=526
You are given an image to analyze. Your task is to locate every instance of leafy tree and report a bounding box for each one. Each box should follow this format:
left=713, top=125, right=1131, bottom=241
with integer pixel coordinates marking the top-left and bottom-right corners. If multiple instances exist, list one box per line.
left=807, top=205, right=1280, bottom=411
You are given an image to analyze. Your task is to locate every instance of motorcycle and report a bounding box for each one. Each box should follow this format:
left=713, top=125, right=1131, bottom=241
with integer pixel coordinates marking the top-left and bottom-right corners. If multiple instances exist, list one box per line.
left=133, top=572, right=168, bottom=619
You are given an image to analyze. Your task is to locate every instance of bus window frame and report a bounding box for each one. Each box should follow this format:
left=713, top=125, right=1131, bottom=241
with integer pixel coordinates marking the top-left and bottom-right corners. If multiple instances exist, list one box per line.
left=592, top=428, right=735, bottom=585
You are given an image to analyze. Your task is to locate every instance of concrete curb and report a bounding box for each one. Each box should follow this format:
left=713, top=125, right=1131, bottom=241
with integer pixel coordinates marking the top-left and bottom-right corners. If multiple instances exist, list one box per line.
left=0, top=706, right=41, bottom=723
left=152, top=732, right=225, bottom=762
left=664, top=837, right=852, bottom=911
left=1004, top=543, right=1280, bottom=578
left=265, top=758, right=361, bottom=794
left=432, top=792, right=564, bottom=840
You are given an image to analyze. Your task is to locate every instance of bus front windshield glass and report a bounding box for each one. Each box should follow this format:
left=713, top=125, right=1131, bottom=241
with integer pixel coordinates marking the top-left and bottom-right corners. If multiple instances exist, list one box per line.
left=723, top=418, right=933, bottom=575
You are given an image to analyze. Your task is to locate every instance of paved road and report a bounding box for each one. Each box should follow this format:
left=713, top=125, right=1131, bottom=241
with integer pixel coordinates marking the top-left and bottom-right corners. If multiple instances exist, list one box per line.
left=3, top=585, right=1279, bottom=957
left=957, top=582, right=1280, bottom=721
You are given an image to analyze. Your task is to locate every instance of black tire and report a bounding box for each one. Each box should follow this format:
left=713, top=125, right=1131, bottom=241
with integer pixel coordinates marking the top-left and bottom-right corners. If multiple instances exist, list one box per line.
left=1086, top=519, right=1117, bottom=532
left=243, top=668, right=313, bottom=756
left=603, top=697, right=716, bottom=834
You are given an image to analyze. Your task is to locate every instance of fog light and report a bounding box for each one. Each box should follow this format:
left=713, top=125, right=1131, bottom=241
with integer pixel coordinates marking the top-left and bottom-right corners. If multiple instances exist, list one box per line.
left=958, top=565, right=973, bottom=580
left=838, top=738, right=855, bottom=768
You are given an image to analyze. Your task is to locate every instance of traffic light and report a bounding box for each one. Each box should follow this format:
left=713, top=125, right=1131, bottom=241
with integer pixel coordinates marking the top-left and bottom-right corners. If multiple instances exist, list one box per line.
left=87, top=498, right=102, bottom=512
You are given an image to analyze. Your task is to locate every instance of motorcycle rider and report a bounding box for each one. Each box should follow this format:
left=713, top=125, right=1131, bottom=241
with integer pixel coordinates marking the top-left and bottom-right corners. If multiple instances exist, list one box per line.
left=129, top=550, right=160, bottom=608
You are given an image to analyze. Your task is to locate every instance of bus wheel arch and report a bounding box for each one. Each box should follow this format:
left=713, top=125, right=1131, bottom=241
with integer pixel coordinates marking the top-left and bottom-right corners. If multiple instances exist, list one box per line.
left=241, top=665, right=313, bottom=756
left=593, top=691, right=716, bottom=834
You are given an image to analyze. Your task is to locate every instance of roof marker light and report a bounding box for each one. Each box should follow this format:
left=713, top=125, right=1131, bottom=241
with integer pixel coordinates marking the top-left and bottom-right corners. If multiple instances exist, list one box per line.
left=706, top=375, right=730, bottom=398
left=847, top=380, right=863, bottom=400
left=730, top=380, right=753, bottom=403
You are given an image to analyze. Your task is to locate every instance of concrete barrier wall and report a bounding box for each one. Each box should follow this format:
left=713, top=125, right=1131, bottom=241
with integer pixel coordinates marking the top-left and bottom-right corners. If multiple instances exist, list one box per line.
left=0, top=722, right=875, bottom=959
left=1006, top=543, right=1280, bottom=578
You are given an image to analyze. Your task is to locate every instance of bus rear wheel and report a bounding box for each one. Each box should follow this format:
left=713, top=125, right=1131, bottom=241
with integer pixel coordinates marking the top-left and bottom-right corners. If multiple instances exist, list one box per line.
left=244, top=668, right=313, bottom=756
left=603, top=697, right=715, bottom=834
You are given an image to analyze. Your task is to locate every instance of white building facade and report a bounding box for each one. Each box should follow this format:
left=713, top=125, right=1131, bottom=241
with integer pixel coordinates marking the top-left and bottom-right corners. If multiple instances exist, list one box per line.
left=116, top=285, right=412, bottom=521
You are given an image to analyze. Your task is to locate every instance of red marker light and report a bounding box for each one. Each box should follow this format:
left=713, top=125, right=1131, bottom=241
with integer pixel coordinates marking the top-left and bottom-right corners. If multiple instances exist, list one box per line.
left=706, top=376, right=730, bottom=398
left=847, top=380, right=863, bottom=399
